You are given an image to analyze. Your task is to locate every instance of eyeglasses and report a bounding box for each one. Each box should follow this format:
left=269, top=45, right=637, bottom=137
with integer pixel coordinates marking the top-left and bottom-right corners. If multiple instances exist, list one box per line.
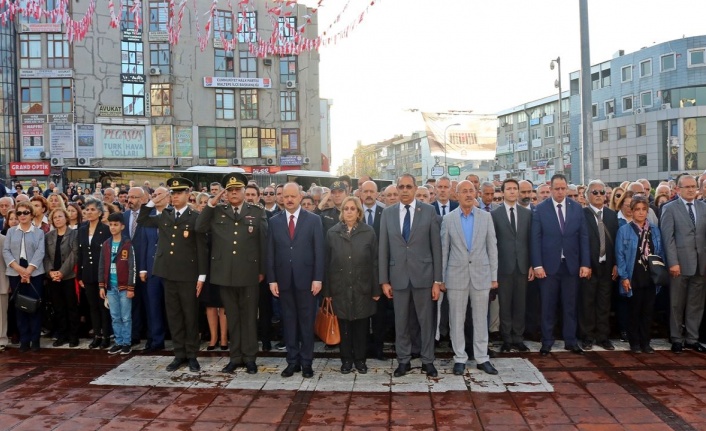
left=16, top=211, right=31, bottom=216
left=397, top=185, right=415, bottom=190
left=492, top=197, right=503, bottom=202
left=590, top=190, right=606, bottom=195
left=263, top=192, right=275, bottom=196
left=188, top=199, right=196, bottom=203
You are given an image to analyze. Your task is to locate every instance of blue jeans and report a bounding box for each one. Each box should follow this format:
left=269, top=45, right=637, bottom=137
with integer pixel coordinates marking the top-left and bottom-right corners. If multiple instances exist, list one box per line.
left=107, top=288, right=132, bottom=346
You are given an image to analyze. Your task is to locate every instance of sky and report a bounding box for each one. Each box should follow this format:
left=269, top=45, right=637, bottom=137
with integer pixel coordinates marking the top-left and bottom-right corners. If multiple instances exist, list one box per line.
left=306, top=0, right=706, bottom=171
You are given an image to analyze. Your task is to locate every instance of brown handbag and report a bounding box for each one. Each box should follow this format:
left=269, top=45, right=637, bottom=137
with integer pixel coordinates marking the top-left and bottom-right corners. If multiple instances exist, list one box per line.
left=315, top=297, right=340, bottom=345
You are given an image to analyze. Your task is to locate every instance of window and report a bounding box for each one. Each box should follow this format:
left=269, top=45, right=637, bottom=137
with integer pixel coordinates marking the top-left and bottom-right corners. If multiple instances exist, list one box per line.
left=599, top=129, right=608, bottom=142
left=532, top=150, right=541, bottom=161
left=240, top=89, right=257, bottom=120
left=518, top=152, right=528, bottom=162
left=214, top=49, right=234, bottom=77
left=601, top=158, right=609, bottom=170
left=546, top=147, right=555, bottom=159
left=48, top=78, right=72, bottom=113
left=241, top=127, right=259, bottom=158
left=239, top=51, right=257, bottom=78
left=517, top=131, right=526, bottom=142
left=640, top=91, right=653, bottom=108
left=619, top=156, right=628, bottom=169
left=215, top=10, right=233, bottom=40
left=531, top=128, right=540, bottom=140
left=149, top=1, right=168, bottom=32
left=17, top=0, right=39, bottom=24
left=618, top=126, right=627, bottom=139
left=280, top=91, right=297, bottom=121
left=637, top=123, right=646, bottom=137
left=605, top=100, right=615, bottom=115
left=277, top=17, right=296, bottom=45
left=591, top=104, right=598, bottom=118
left=661, top=53, right=675, bottom=72
left=150, top=43, right=170, bottom=68
left=281, top=129, right=298, bottom=155
left=562, top=122, right=570, bottom=137
left=121, top=0, right=138, bottom=32
left=517, top=112, right=527, bottom=123
left=47, top=34, right=70, bottom=68
left=20, top=34, right=42, bottom=68
left=623, top=95, right=633, bottom=112
left=121, top=41, right=144, bottom=74
left=20, top=79, right=42, bottom=114
left=237, top=11, right=257, bottom=43
left=215, top=89, right=235, bottom=120
left=122, top=83, right=145, bottom=115
left=280, top=56, right=297, bottom=84
left=199, top=127, right=236, bottom=159
left=260, top=128, right=277, bottom=158
left=544, top=125, right=554, bottom=138
left=688, top=48, right=705, bottom=68
left=638, top=154, right=647, bottom=167
left=639, top=59, right=652, bottom=78
left=621, top=65, right=632, bottom=82
left=150, top=83, right=171, bottom=116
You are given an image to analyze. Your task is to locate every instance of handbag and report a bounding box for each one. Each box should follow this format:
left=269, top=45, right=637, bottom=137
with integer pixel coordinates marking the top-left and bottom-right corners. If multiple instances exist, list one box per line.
left=647, top=254, right=670, bottom=287
left=315, top=297, right=340, bottom=345
left=13, top=283, right=41, bottom=314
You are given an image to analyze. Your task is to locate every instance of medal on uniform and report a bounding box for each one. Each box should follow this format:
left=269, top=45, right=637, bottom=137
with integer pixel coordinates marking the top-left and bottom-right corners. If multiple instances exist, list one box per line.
left=248, top=226, right=253, bottom=233
left=184, top=225, right=189, bottom=238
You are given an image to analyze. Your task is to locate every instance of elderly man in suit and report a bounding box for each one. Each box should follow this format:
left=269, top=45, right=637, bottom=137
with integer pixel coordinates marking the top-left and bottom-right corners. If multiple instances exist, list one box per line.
left=491, top=178, right=533, bottom=353
left=660, top=173, right=706, bottom=353
left=379, top=173, right=442, bottom=378
left=580, top=180, right=619, bottom=351
left=267, top=182, right=325, bottom=378
left=442, top=180, right=499, bottom=375
left=197, top=173, right=268, bottom=374
left=531, top=174, right=591, bottom=356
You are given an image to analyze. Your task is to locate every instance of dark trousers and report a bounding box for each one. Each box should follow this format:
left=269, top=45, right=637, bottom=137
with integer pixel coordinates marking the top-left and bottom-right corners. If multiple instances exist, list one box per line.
left=10, top=275, right=43, bottom=344
left=84, top=282, right=111, bottom=338
left=628, top=283, right=656, bottom=348
left=371, top=295, right=391, bottom=355
left=49, top=278, right=80, bottom=342
left=257, top=280, right=273, bottom=343
left=279, top=287, right=317, bottom=366
left=164, top=280, right=200, bottom=359
left=579, top=263, right=613, bottom=342
left=498, top=272, right=528, bottom=344
left=339, top=318, right=368, bottom=363
left=220, top=284, right=259, bottom=363
left=131, top=278, right=146, bottom=342
left=393, top=285, right=435, bottom=365
left=143, top=275, right=166, bottom=346
left=539, top=261, right=579, bottom=348
left=524, top=279, right=541, bottom=337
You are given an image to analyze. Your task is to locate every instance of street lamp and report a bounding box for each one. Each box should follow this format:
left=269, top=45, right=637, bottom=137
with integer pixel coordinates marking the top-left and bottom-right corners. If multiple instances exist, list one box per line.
left=444, top=123, right=461, bottom=173
left=550, top=57, right=563, bottom=177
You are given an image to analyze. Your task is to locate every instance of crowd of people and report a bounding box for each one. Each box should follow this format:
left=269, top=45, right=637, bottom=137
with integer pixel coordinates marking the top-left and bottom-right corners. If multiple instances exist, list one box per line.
left=0, top=170, right=702, bottom=379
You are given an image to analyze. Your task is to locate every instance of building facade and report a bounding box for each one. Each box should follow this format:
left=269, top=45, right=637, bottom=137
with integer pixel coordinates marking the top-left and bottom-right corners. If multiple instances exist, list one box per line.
left=12, top=0, right=322, bottom=182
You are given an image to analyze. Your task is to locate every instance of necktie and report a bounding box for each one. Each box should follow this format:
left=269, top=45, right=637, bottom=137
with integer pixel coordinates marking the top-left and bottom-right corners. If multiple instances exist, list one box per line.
left=484, top=205, right=490, bottom=212
left=367, top=209, right=373, bottom=226
left=441, top=205, right=447, bottom=216
left=402, top=204, right=411, bottom=242
left=596, top=210, right=606, bottom=257
left=175, top=211, right=180, bottom=221
left=234, top=207, right=239, bottom=217
left=688, top=202, right=696, bottom=225
left=130, top=211, right=138, bottom=238
left=510, top=207, right=516, bottom=232
left=557, top=203, right=565, bottom=233
left=288, top=214, right=295, bottom=239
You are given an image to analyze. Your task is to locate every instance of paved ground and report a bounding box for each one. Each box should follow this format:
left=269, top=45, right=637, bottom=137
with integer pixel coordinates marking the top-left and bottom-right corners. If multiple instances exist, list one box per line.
left=0, top=339, right=704, bottom=430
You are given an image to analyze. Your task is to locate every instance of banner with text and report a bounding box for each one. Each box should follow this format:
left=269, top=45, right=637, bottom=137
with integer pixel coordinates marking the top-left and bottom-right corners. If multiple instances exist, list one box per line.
left=422, top=112, right=498, bottom=161
left=50, top=124, right=75, bottom=158
left=102, top=125, right=146, bottom=158
left=174, top=126, right=192, bottom=157
left=152, top=125, right=173, bottom=157
left=76, top=125, right=96, bottom=158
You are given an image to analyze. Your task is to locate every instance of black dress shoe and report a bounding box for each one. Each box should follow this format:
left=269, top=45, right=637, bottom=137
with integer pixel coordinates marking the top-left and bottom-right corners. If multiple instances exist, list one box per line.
left=685, top=342, right=706, bottom=353
left=513, top=343, right=530, bottom=352
left=188, top=358, right=201, bottom=372
left=220, top=344, right=228, bottom=351
left=281, top=364, right=301, bottom=377
left=422, top=363, right=438, bottom=377
left=131, top=339, right=141, bottom=347
left=500, top=343, right=512, bottom=353
left=341, top=361, right=353, bottom=374
left=598, top=340, right=615, bottom=350
left=539, top=346, right=551, bottom=356
left=53, top=338, right=67, bottom=347
left=393, top=363, right=411, bottom=377
left=476, top=361, right=498, bottom=375
left=261, top=341, right=272, bottom=352
left=581, top=340, right=593, bottom=351
left=302, top=365, right=314, bottom=378
left=354, top=361, right=367, bottom=374
left=642, top=345, right=655, bottom=354
left=206, top=345, right=217, bottom=351
left=19, top=343, right=29, bottom=353
left=245, top=361, right=258, bottom=374
left=671, top=343, right=684, bottom=354
left=69, top=340, right=79, bottom=348
left=566, top=345, right=584, bottom=355
left=88, top=337, right=102, bottom=349
left=100, top=338, right=111, bottom=349
left=620, top=331, right=629, bottom=342
left=221, top=361, right=240, bottom=374
left=142, top=343, right=165, bottom=354
left=452, top=363, right=465, bottom=375
left=630, top=345, right=642, bottom=353
left=30, top=341, right=40, bottom=352
left=166, top=357, right=187, bottom=372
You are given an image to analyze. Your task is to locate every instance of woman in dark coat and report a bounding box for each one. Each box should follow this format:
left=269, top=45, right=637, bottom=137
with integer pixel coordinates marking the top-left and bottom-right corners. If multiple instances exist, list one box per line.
left=324, top=196, right=380, bottom=374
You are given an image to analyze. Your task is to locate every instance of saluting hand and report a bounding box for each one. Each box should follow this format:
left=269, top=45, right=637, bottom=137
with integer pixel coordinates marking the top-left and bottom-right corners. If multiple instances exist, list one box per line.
left=208, top=188, right=226, bottom=207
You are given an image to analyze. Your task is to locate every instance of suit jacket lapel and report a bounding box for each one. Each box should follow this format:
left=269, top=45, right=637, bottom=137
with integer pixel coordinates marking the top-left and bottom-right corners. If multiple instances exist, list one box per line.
left=500, top=203, right=514, bottom=235
left=408, top=200, right=422, bottom=241
left=470, top=207, right=480, bottom=252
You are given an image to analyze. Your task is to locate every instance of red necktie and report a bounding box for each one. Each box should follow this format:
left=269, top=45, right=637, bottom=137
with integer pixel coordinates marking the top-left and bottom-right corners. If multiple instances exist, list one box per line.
left=288, top=214, right=295, bottom=239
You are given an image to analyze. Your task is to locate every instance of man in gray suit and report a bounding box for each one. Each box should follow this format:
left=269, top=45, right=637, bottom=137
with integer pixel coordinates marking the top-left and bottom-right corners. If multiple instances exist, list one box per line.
left=660, top=173, right=706, bottom=353
left=379, top=173, right=442, bottom=377
left=441, top=180, right=499, bottom=375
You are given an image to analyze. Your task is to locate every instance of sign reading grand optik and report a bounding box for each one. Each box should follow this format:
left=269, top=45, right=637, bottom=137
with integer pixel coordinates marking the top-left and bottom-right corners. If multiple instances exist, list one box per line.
left=102, top=125, right=146, bottom=158
left=203, top=77, right=272, bottom=89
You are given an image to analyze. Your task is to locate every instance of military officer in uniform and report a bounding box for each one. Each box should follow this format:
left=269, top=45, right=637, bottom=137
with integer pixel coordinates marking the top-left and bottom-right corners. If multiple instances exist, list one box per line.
left=196, top=173, right=267, bottom=374
left=319, top=181, right=347, bottom=235
left=138, top=177, right=208, bottom=373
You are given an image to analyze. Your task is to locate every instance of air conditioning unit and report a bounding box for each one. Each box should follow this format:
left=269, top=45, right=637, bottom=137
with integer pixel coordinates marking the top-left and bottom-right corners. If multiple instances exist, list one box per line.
left=50, top=157, right=64, bottom=167
left=285, top=80, right=297, bottom=89
left=207, top=158, right=216, bottom=166
left=263, top=58, right=272, bottom=66
left=232, top=158, right=241, bottom=166
left=77, top=157, right=91, bottom=166
left=173, top=157, right=182, bottom=166
left=265, top=157, right=276, bottom=166
left=150, top=66, right=161, bottom=76
left=302, top=156, right=311, bottom=165
left=39, top=151, right=49, bottom=160
left=661, top=103, right=671, bottom=110
left=634, top=107, right=643, bottom=114
left=606, top=113, right=615, bottom=119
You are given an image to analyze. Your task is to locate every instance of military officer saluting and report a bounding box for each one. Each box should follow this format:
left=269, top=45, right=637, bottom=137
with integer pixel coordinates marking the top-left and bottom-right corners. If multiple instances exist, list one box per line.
left=196, top=173, right=267, bottom=374
left=137, top=177, right=208, bottom=373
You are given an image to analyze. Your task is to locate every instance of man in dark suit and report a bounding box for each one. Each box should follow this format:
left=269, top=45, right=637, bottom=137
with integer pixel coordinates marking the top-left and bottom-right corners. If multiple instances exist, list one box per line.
left=197, top=173, right=267, bottom=374
left=379, top=173, right=442, bottom=378
left=138, top=177, right=208, bottom=372
left=431, top=176, right=458, bottom=216
left=580, top=180, right=619, bottom=351
left=531, top=174, right=591, bottom=355
left=266, top=182, right=325, bottom=378
left=491, top=178, right=533, bottom=352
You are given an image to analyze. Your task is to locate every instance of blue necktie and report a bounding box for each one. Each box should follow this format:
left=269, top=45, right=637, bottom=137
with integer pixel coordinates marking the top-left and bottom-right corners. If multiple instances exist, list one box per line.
left=557, top=203, right=565, bottom=233
left=402, top=205, right=411, bottom=242
left=367, top=209, right=373, bottom=226
left=688, top=202, right=696, bottom=225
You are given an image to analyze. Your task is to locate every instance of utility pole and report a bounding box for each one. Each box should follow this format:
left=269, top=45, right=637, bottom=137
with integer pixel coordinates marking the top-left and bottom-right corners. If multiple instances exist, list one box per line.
left=579, top=0, right=593, bottom=184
